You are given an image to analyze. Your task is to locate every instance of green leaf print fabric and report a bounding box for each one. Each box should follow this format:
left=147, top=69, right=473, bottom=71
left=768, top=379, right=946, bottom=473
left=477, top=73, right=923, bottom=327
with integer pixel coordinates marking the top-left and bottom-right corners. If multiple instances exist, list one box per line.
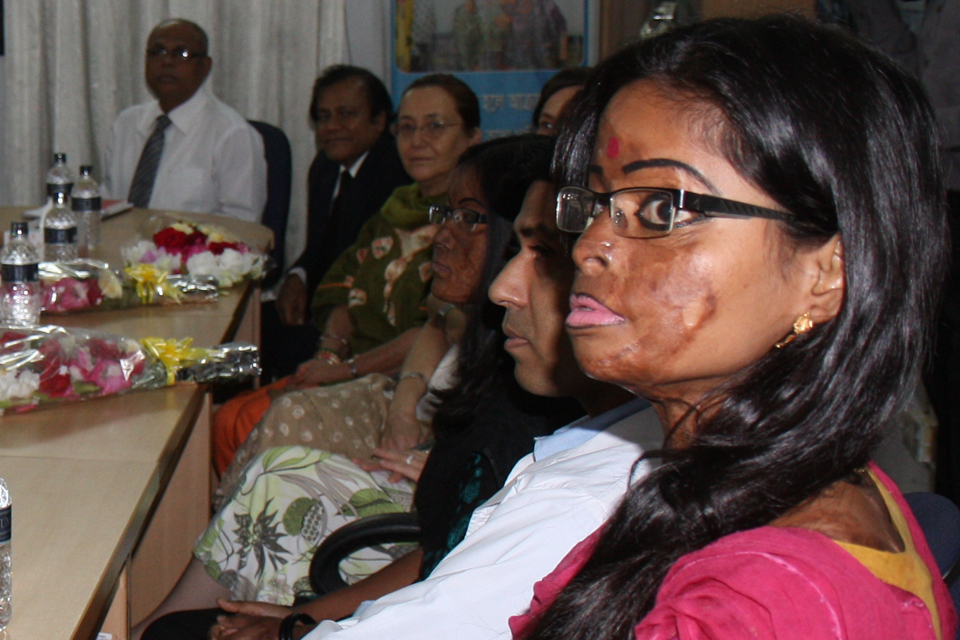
left=195, top=445, right=415, bottom=604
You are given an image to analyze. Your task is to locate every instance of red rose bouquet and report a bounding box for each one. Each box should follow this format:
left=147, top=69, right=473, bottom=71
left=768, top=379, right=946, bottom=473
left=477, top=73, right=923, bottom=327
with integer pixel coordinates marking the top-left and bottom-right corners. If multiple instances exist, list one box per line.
left=122, top=219, right=266, bottom=288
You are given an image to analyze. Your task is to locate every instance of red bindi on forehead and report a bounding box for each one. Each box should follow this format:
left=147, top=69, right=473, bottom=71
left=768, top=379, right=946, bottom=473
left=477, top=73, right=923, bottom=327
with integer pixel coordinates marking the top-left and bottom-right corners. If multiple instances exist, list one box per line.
left=606, top=137, right=621, bottom=159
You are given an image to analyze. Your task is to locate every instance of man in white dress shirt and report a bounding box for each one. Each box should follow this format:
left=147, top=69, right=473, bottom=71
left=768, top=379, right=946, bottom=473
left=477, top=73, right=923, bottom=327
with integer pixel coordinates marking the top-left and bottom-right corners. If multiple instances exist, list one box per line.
left=102, top=19, right=267, bottom=223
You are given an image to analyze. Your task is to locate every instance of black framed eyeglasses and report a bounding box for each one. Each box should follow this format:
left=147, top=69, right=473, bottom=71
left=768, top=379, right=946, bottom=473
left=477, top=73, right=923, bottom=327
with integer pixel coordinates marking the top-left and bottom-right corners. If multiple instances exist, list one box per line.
left=428, top=204, right=488, bottom=231
left=146, top=45, right=207, bottom=63
left=556, top=185, right=794, bottom=238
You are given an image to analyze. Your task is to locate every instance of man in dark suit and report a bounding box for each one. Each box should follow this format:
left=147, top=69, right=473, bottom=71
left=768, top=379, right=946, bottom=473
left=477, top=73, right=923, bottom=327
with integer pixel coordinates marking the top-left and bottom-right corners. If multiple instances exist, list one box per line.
left=263, top=65, right=412, bottom=378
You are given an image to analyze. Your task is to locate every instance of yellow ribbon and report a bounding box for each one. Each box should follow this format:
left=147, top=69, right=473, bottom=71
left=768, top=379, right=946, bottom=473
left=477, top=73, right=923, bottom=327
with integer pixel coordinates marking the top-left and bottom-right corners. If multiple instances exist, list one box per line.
left=124, top=264, right=184, bottom=305
left=140, top=337, right=209, bottom=385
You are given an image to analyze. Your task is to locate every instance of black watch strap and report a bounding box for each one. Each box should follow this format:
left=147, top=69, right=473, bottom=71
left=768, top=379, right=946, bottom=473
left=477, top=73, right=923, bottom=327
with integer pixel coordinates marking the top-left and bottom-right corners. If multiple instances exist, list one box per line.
left=279, top=613, right=317, bottom=640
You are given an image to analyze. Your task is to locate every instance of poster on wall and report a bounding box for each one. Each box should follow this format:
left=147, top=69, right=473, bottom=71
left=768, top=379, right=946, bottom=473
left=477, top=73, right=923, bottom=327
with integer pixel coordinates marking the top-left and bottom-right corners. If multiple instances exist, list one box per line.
left=392, top=0, right=591, bottom=138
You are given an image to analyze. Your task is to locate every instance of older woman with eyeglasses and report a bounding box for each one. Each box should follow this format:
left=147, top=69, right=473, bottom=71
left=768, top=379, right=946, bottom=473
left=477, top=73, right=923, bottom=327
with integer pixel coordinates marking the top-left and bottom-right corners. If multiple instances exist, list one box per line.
left=211, top=74, right=482, bottom=476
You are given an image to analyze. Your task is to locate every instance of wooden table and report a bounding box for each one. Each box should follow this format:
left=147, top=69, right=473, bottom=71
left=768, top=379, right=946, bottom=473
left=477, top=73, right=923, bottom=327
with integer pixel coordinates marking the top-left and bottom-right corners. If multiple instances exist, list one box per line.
left=0, top=207, right=272, bottom=640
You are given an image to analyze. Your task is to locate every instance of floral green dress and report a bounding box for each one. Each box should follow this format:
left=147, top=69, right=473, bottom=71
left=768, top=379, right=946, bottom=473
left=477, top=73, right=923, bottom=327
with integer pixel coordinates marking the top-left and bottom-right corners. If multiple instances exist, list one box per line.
left=310, top=183, right=445, bottom=355
left=194, top=446, right=415, bottom=604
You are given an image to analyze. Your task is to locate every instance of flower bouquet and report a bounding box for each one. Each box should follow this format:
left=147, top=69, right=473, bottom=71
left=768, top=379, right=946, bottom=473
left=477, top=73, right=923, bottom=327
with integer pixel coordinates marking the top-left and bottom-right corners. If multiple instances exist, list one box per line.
left=0, top=325, right=260, bottom=415
left=40, top=260, right=219, bottom=314
left=122, top=217, right=267, bottom=288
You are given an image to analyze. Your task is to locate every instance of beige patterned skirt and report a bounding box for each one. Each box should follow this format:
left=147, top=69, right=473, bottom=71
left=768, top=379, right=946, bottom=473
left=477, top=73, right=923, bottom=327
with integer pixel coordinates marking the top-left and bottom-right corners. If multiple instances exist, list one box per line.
left=216, top=374, right=429, bottom=506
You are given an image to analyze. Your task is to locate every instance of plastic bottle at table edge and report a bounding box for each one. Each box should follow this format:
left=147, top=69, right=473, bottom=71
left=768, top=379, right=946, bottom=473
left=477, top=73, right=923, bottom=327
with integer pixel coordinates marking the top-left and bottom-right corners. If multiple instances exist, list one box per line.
left=44, top=191, right=79, bottom=262
left=45, top=152, right=74, bottom=201
left=0, top=221, right=42, bottom=326
left=0, top=477, right=12, bottom=629
left=72, top=164, right=102, bottom=252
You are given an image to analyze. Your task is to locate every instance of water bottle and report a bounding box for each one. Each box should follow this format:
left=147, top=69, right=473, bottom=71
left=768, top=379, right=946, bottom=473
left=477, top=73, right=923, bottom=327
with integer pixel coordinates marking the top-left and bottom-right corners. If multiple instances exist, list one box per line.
left=72, top=165, right=102, bottom=253
left=0, top=222, right=42, bottom=326
left=0, top=477, right=11, bottom=629
left=45, top=153, right=74, bottom=200
left=44, top=192, right=79, bottom=262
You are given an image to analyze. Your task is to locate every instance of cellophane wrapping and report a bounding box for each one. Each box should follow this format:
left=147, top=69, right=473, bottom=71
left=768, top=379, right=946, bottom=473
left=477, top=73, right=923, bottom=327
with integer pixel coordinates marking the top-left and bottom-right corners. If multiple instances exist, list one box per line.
left=0, top=325, right=259, bottom=415
left=40, top=259, right=219, bottom=314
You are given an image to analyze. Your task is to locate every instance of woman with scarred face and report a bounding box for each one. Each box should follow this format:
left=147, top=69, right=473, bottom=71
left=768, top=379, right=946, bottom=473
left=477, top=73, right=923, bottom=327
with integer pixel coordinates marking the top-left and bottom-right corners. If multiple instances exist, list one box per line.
left=512, top=16, right=956, bottom=640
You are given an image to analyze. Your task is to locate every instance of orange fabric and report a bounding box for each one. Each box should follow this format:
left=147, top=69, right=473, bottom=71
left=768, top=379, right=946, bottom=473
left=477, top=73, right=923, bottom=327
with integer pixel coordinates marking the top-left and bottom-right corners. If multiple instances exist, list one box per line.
left=212, top=377, right=291, bottom=474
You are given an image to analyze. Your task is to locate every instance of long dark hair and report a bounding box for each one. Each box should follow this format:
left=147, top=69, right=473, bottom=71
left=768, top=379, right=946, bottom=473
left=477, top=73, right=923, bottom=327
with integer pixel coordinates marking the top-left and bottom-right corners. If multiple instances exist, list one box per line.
left=528, top=16, right=947, bottom=639
left=431, top=134, right=556, bottom=434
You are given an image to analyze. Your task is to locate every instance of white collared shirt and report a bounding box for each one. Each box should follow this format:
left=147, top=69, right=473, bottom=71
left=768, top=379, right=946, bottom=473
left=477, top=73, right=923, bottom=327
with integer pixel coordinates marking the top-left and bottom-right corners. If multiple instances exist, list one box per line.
left=306, top=400, right=663, bottom=640
left=333, top=151, right=369, bottom=199
left=102, top=85, right=267, bottom=223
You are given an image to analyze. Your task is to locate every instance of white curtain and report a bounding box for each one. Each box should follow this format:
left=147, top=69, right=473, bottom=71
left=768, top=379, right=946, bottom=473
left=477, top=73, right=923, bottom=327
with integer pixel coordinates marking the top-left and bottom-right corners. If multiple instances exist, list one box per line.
left=0, top=0, right=348, bottom=269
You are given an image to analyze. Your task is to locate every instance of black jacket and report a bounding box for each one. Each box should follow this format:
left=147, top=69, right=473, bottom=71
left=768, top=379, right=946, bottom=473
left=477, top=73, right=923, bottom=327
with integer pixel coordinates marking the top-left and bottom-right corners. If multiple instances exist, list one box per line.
left=293, top=130, right=412, bottom=292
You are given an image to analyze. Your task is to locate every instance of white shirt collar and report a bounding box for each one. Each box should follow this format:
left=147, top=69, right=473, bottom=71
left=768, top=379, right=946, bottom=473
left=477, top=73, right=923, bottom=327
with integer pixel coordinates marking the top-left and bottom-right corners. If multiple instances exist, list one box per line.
left=137, top=83, right=211, bottom=135
left=343, top=150, right=370, bottom=178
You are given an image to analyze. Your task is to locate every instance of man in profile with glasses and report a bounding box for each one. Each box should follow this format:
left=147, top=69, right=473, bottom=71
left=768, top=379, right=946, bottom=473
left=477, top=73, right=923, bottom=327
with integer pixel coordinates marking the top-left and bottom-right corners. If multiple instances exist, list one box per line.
left=102, top=18, right=267, bottom=223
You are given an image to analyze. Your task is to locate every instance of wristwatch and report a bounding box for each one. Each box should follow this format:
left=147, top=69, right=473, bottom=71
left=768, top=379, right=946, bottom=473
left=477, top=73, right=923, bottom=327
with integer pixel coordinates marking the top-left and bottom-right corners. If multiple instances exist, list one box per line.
left=279, top=613, right=316, bottom=640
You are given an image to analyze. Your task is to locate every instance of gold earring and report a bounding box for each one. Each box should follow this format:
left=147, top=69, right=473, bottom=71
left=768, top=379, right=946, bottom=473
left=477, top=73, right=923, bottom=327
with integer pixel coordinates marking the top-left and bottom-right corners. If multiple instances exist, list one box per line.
left=775, top=311, right=814, bottom=349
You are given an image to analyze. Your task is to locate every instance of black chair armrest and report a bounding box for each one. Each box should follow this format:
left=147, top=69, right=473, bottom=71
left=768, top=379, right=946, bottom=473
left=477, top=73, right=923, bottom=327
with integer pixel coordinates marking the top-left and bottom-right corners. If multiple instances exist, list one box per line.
left=905, top=492, right=960, bottom=584
left=308, top=512, right=422, bottom=596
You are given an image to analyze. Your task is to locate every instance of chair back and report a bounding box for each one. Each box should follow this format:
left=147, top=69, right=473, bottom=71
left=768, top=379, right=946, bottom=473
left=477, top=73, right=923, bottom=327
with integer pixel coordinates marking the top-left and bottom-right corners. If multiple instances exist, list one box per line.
left=905, top=491, right=960, bottom=639
left=308, top=512, right=422, bottom=596
left=248, top=120, right=292, bottom=279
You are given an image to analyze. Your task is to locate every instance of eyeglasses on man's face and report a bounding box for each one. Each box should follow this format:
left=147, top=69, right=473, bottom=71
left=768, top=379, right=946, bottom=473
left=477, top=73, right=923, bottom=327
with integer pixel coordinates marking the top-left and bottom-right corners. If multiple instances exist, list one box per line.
left=428, top=204, right=489, bottom=231
left=394, top=120, right=462, bottom=141
left=555, top=185, right=794, bottom=238
left=146, top=45, right=207, bottom=63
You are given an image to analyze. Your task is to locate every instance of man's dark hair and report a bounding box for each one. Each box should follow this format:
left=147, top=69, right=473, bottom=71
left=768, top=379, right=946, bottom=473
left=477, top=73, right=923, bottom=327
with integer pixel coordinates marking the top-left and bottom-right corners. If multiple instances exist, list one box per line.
left=151, top=18, right=209, bottom=57
left=309, top=65, right=394, bottom=124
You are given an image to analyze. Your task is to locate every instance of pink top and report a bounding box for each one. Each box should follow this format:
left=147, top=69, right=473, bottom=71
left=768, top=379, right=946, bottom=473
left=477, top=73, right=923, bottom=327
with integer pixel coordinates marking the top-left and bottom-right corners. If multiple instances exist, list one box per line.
left=511, top=464, right=958, bottom=640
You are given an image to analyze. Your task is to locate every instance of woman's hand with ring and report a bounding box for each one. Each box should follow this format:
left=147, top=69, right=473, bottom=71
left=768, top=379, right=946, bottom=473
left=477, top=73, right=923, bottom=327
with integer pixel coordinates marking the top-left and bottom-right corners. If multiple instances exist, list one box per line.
left=355, top=447, right=429, bottom=483
left=291, top=358, right=348, bottom=390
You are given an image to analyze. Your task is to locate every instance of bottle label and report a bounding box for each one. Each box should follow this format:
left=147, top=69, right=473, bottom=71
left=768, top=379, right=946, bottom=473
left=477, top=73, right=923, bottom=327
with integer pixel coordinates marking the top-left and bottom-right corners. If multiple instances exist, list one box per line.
left=0, top=507, right=10, bottom=544
left=72, top=196, right=101, bottom=212
left=1, top=264, right=39, bottom=283
left=46, top=183, right=74, bottom=198
left=45, top=227, right=77, bottom=244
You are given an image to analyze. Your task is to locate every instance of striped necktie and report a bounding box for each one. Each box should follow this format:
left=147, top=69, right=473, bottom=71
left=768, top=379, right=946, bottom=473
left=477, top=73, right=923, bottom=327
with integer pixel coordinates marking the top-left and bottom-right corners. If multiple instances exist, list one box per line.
left=128, top=114, right=172, bottom=208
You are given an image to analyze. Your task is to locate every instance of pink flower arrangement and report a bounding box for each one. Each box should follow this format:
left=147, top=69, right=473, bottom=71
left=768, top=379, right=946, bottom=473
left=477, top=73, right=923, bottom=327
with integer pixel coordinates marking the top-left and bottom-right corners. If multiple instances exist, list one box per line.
left=0, top=326, right=259, bottom=414
left=43, top=276, right=105, bottom=312
left=38, top=260, right=218, bottom=315
left=0, top=327, right=158, bottom=412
